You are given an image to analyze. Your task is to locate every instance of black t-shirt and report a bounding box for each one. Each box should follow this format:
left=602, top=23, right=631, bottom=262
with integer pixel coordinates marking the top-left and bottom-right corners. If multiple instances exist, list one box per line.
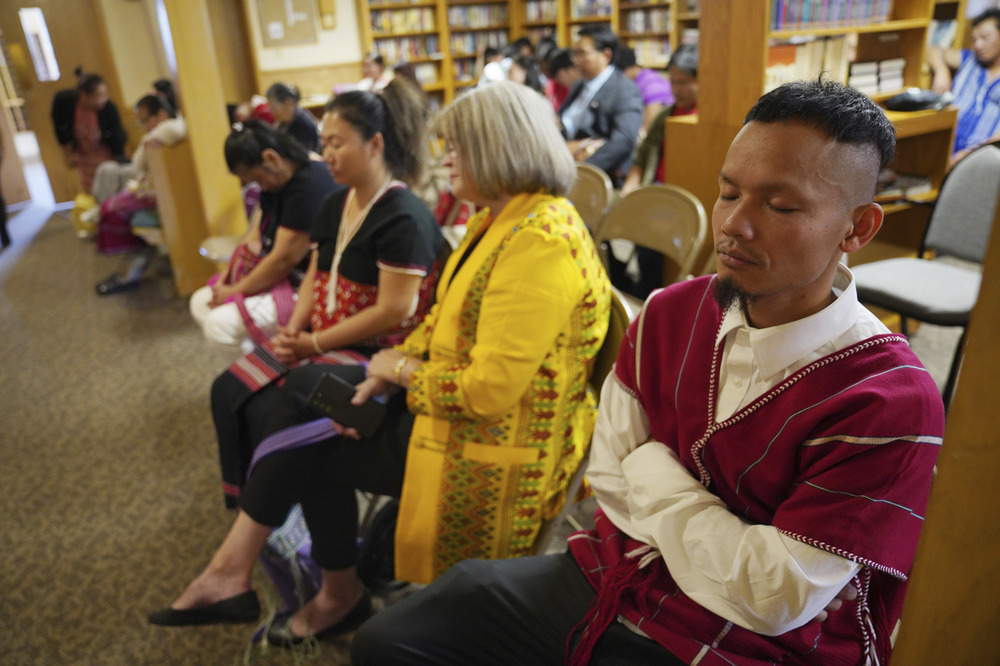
left=259, top=160, right=341, bottom=278
left=281, top=108, right=320, bottom=154
left=312, top=186, right=443, bottom=286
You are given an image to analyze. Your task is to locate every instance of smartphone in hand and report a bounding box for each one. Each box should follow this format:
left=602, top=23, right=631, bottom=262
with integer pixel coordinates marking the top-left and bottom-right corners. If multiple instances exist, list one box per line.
left=307, top=372, right=387, bottom=439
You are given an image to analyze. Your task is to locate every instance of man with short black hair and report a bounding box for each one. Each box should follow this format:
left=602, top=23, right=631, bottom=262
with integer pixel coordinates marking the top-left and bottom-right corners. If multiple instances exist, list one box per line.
left=351, top=79, right=945, bottom=666
left=558, top=24, right=643, bottom=185
left=929, top=7, right=1000, bottom=162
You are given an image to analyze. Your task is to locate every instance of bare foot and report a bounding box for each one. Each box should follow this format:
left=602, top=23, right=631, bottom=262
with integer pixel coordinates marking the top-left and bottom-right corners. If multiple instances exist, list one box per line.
left=170, top=569, right=252, bottom=610
left=288, top=583, right=365, bottom=637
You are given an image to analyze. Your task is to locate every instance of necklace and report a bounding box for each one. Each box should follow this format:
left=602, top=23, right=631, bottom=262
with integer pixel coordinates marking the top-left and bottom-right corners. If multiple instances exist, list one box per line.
left=325, top=175, right=401, bottom=315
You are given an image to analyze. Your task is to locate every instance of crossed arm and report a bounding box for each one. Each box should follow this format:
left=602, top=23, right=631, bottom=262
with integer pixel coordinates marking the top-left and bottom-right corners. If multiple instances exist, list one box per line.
left=587, top=377, right=860, bottom=636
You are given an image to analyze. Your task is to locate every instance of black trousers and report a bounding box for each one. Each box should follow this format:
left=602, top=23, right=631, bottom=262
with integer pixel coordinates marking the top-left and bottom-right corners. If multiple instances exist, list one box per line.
left=351, top=553, right=684, bottom=666
left=213, top=363, right=413, bottom=570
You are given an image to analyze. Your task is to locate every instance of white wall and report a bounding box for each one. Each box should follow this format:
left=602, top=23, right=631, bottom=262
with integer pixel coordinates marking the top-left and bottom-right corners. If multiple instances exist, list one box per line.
left=96, top=0, right=167, bottom=106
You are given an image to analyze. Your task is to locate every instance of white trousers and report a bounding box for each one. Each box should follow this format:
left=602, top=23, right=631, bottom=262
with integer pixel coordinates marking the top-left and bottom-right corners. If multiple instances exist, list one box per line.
left=189, top=285, right=284, bottom=357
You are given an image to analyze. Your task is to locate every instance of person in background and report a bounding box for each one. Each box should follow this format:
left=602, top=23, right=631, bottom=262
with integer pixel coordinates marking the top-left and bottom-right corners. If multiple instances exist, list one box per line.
left=351, top=78, right=945, bottom=666
left=189, top=120, right=338, bottom=355
left=147, top=78, right=447, bottom=642
left=357, top=53, right=394, bottom=93
left=615, top=43, right=699, bottom=299
left=152, top=78, right=181, bottom=114
left=559, top=24, right=643, bottom=186
left=928, top=7, right=1000, bottom=165
left=476, top=46, right=507, bottom=87
left=545, top=48, right=579, bottom=112
left=615, top=45, right=674, bottom=135
left=507, top=54, right=544, bottom=95
left=50, top=69, right=127, bottom=195
left=94, top=94, right=187, bottom=295
left=266, top=83, right=320, bottom=154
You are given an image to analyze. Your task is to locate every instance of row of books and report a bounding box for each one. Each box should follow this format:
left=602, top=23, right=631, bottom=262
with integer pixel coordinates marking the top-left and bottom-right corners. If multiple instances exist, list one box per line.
left=412, top=62, right=439, bottom=85
left=569, top=0, right=613, bottom=20
left=848, top=57, right=905, bottom=95
left=765, top=35, right=852, bottom=92
left=373, top=35, right=441, bottom=60
left=524, top=0, right=558, bottom=22
left=622, top=8, right=671, bottom=34
left=875, top=168, right=932, bottom=203
left=927, top=19, right=958, bottom=49
left=447, top=4, right=509, bottom=29
left=770, top=0, right=893, bottom=31
left=633, top=38, right=672, bottom=68
left=449, top=29, right=507, bottom=55
left=370, top=8, right=436, bottom=34
left=454, top=58, right=476, bottom=81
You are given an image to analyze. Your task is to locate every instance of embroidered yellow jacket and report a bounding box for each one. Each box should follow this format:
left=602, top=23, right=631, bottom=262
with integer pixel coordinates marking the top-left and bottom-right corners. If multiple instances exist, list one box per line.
left=394, top=192, right=612, bottom=583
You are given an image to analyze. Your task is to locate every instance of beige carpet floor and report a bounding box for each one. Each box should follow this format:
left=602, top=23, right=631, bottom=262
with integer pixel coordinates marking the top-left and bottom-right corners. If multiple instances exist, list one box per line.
left=0, top=204, right=962, bottom=666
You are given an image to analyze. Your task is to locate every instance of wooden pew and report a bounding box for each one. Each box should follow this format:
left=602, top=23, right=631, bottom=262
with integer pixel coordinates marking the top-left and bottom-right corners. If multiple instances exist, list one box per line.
left=146, top=140, right=216, bottom=296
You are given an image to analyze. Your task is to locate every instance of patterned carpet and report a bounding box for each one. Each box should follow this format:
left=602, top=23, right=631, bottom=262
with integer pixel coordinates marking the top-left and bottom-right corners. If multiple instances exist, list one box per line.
left=0, top=205, right=962, bottom=666
left=0, top=207, right=358, bottom=665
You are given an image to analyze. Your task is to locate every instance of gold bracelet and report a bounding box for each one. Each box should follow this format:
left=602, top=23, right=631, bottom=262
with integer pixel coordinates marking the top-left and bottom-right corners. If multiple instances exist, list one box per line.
left=393, top=356, right=409, bottom=385
left=311, top=331, right=323, bottom=355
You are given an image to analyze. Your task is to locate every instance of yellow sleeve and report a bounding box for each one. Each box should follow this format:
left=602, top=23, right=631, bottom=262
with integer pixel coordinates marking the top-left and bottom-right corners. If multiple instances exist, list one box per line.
left=407, top=226, right=584, bottom=421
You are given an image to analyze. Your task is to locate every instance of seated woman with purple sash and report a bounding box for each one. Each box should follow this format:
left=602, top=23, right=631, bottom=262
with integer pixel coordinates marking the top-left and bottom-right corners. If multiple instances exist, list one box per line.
left=148, top=78, right=443, bottom=629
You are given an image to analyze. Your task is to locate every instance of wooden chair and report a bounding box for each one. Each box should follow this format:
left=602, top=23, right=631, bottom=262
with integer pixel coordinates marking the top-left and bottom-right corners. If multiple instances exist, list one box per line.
left=594, top=183, right=707, bottom=318
left=532, top=287, right=633, bottom=555
left=567, top=163, right=614, bottom=232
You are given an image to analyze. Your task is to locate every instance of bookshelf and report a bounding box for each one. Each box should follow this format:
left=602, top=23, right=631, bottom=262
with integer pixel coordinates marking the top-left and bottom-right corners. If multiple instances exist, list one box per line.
left=618, top=0, right=699, bottom=70
left=356, top=0, right=697, bottom=103
left=665, top=0, right=958, bottom=277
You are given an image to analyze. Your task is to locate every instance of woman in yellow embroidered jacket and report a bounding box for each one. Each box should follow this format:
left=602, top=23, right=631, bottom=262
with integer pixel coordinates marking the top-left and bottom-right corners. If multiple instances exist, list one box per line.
left=360, top=80, right=612, bottom=584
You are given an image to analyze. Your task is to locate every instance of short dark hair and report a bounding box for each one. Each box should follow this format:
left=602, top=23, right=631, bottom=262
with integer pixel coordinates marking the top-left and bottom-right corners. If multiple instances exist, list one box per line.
left=744, top=78, right=895, bottom=171
left=74, top=68, right=105, bottom=95
left=512, top=36, right=534, bottom=54
left=972, top=7, right=1000, bottom=30
left=615, top=45, right=637, bottom=70
left=668, top=43, right=699, bottom=78
left=152, top=78, right=179, bottom=113
left=484, top=46, right=500, bottom=59
left=365, top=52, right=385, bottom=67
left=135, top=94, right=175, bottom=119
left=547, top=48, right=575, bottom=76
left=266, top=82, right=300, bottom=104
left=577, top=24, right=619, bottom=60
left=224, top=119, right=310, bottom=172
left=511, top=54, right=544, bottom=94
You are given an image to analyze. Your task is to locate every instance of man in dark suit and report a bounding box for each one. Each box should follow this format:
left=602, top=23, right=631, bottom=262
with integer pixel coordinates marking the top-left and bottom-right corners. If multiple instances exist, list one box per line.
left=558, top=24, right=643, bottom=186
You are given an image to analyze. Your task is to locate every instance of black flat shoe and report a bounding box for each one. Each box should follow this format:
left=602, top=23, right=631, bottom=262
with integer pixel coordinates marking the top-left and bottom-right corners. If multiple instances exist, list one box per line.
left=148, top=590, right=261, bottom=626
left=266, top=591, right=373, bottom=647
left=95, top=273, right=139, bottom=296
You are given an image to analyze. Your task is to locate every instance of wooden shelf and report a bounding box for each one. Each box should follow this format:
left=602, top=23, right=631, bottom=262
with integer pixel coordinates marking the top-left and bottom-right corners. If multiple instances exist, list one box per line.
left=449, top=23, right=510, bottom=31
left=567, top=15, right=615, bottom=23
left=372, top=28, right=440, bottom=38
left=369, top=0, right=437, bottom=7
left=770, top=18, right=928, bottom=40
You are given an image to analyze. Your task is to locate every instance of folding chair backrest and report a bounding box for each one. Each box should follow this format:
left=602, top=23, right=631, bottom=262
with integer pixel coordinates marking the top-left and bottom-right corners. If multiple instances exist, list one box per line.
left=925, top=145, right=1000, bottom=264
left=595, top=183, right=708, bottom=283
left=589, top=289, right=631, bottom=399
left=567, top=163, right=614, bottom=232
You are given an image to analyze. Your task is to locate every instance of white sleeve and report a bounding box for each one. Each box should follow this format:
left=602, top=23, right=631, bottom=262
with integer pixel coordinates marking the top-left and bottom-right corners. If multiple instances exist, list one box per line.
left=590, top=376, right=861, bottom=636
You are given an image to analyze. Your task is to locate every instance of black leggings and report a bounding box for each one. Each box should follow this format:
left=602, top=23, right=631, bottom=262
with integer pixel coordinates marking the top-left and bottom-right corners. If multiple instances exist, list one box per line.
left=216, top=364, right=413, bottom=570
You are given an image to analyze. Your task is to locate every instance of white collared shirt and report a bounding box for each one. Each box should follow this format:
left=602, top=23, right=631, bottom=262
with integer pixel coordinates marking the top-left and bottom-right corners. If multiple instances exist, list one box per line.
left=561, top=64, right=616, bottom=138
left=715, top=264, right=889, bottom=420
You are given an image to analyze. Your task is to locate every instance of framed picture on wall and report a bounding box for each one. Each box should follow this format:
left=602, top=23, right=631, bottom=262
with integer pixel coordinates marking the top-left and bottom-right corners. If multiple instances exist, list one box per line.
left=257, top=0, right=318, bottom=47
